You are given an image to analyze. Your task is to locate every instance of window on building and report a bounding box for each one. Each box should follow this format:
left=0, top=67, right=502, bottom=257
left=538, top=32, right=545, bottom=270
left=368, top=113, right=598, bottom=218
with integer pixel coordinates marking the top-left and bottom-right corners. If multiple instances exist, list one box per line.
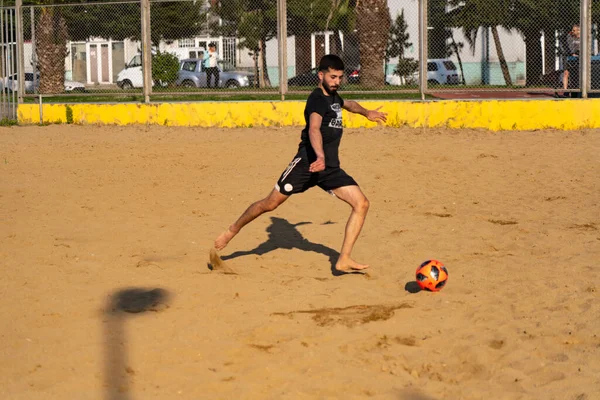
left=179, top=38, right=196, bottom=48
left=223, top=37, right=236, bottom=66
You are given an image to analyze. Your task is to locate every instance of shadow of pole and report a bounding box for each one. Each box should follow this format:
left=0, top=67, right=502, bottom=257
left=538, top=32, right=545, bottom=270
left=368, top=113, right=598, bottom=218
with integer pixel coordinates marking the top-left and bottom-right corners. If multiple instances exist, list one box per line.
left=104, top=288, right=171, bottom=400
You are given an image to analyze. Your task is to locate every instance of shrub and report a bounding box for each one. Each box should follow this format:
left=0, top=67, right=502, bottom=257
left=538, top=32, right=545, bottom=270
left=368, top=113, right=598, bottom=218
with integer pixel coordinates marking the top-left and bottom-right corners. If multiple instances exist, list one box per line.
left=152, top=51, right=180, bottom=87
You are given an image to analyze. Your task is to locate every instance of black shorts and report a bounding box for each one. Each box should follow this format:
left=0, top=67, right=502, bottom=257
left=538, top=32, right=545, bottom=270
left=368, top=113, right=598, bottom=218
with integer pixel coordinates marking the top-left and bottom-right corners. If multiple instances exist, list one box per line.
left=275, top=155, right=357, bottom=195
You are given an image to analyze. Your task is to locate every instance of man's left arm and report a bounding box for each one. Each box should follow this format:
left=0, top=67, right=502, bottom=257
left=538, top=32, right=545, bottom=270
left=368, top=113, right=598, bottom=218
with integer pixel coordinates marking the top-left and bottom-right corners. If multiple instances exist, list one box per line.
left=342, top=100, right=387, bottom=124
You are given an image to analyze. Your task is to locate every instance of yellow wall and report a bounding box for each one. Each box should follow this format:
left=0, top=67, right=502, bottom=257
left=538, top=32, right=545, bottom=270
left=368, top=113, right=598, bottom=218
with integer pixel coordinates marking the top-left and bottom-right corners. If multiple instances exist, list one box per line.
left=17, top=99, right=600, bottom=131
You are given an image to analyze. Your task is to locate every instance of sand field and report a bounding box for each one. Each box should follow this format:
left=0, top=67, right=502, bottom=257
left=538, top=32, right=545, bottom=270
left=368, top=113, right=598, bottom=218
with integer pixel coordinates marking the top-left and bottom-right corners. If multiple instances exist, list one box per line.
left=1, top=124, right=599, bottom=400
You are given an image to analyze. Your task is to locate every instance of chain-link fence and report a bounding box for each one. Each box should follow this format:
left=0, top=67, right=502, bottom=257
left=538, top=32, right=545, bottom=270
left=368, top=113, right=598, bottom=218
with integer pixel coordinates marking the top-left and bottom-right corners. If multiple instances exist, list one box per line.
left=430, top=0, right=585, bottom=95
left=0, top=0, right=596, bottom=109
left=0, top=6, right=18, bottom=118
left=21, top=2, right=142, bottom=96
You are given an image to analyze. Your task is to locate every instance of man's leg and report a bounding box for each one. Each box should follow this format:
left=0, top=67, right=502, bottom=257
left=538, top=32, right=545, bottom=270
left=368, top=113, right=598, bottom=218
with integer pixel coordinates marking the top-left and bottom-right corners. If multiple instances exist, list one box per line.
left=331, top=185, right=370, bottom=272
left=207, top=68, right=213, bottom=88
left=563, top=70, right=570, bottom=91
left=214, top=188, right=289, bottom=250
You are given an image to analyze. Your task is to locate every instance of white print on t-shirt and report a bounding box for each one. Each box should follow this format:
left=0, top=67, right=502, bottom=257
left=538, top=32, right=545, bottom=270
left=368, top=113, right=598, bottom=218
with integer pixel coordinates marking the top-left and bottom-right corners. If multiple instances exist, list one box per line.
left=329, top=103, right=343, bottom=129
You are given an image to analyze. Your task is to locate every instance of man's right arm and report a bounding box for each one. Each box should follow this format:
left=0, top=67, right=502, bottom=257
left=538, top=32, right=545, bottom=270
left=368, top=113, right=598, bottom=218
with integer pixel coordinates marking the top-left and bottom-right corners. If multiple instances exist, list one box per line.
left=308, top=112, right=325, bottom=173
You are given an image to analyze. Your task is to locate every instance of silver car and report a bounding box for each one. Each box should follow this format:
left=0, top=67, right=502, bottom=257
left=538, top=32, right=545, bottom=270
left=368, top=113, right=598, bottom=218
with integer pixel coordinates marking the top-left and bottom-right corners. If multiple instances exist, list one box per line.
left=175, top=59, right=254, bottom=89
left=1, top=72, right=86, bottom=93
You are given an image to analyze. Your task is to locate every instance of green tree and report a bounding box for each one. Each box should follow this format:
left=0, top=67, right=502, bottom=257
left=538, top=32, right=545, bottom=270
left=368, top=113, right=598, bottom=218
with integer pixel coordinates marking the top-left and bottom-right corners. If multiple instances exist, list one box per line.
left=211, top=0, right=277, bottom=87
left=386, top=10, right=410, bottom=72
left=152, top=51, right=180, bottom=87
left=23, top=1, right=204, bottom=43
left=387, top=10, right=417, bottom=85
left=428, top=0, right=453, bottom=59
left=449, top=0, right=513, bottom=86
left=445, top=0, right=579, bottom=87
left=21, top=0, right=205, bottom=92
left=287, top=0, right=332, bottom=76
left=510, top=0, right=579, bottom=86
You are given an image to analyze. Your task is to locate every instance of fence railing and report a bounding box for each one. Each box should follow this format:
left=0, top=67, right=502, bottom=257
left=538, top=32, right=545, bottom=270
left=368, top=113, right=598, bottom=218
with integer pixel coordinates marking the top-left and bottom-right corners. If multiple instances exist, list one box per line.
left=0, top=0, right=596, bottom=117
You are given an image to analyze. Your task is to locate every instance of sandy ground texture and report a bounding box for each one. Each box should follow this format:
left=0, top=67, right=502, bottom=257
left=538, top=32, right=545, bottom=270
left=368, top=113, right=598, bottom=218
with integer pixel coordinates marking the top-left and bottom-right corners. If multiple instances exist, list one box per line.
left=1, top=124, right=599, bottom=400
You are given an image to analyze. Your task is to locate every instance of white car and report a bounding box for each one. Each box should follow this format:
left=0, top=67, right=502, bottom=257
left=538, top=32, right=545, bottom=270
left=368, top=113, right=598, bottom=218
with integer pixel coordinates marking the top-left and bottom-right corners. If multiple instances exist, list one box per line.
left=405, top=59, right=462, bottom=86
left=1, top=72, right=86, bottom=93
left=425, top=59, right=461, bottom=85
left=117, top=50, right=208, bottom=89
left=116, top=54, right=170, bottom=89
left=116, top=54, right=144, bottom=89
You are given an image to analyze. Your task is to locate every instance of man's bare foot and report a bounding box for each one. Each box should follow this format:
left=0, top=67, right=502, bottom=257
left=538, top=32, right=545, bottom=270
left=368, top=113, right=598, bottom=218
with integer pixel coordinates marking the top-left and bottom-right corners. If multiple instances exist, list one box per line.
left=214, top=227, right=237, bottom=250
left=335, top=255, right=369, bottom=272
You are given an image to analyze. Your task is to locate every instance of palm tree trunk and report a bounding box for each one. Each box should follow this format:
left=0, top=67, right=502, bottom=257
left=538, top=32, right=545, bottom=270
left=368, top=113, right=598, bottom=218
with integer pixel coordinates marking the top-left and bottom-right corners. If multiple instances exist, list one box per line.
left=36, top=8, right=68, bottom=94
left=491, top=25, right=513, bottom=86
left=259, top=38, right=271, bottom=87
left=295, top=34, right=312, bottom=75
left=543, top=29, right=555, bottom=75
left=256, top=50, right=264, bottom=88
left=355, top=0, right=391, bottom=87
left=524, top=28, right=543, bottom=87
left=253, top=51, right=260, bottom=87
left=450, top=31, right=466, bottom=85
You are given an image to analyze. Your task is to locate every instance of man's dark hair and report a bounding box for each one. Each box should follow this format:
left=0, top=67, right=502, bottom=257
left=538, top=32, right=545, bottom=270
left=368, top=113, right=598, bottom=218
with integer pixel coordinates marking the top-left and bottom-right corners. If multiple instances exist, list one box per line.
left=319, top=54, right=345, bottom=72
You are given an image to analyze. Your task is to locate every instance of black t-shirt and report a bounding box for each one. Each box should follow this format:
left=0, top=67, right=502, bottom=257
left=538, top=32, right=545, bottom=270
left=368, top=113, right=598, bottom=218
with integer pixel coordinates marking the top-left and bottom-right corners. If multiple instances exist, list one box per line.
left=299, top=88, right=344, bottom=168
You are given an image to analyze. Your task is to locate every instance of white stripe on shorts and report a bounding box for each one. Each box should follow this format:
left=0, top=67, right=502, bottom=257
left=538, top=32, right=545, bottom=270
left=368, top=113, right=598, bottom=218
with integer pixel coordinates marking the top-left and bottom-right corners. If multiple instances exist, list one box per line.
left=280, top=157, right=301, bottom=183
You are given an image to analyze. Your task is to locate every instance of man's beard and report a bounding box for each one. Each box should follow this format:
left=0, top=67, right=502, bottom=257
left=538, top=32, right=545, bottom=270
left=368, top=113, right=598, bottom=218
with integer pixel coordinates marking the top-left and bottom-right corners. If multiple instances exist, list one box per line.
left=322, top=80, right=338, bottom=95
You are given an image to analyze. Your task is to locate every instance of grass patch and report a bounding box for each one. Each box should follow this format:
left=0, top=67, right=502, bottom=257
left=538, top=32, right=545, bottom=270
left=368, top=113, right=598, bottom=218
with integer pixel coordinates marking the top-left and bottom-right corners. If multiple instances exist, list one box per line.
left=23, top=88, right=429, bottom=104
left=65, top=105, right=73, bottom=124
left=0, top=117, right=18, bottom=126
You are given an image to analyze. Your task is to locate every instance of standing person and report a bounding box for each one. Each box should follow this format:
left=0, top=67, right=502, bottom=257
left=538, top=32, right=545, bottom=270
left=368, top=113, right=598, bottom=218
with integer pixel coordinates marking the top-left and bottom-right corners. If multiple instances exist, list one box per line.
left=214, top=54, right=387, bottom=273
left=561, top=24, right=581, bottom=97
left=206, top=43, right=220, bottom=88
left=198, top=51, right=206, bottom=72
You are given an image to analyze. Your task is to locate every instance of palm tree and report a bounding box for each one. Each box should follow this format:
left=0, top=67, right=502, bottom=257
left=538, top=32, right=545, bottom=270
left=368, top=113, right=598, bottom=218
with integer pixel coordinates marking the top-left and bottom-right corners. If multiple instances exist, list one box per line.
left=355, top=0, right=390, bottom=87
left=287, top=0, right=331, bottom=76
left=450, top=0, right=513, bottom=86
left=211, top=0, right=277, bottom=87
left=325, top=0, right=356, bottom=58
left=36, top=8, right=68, bottom=94
left=510, top=0, right=579, bottom=86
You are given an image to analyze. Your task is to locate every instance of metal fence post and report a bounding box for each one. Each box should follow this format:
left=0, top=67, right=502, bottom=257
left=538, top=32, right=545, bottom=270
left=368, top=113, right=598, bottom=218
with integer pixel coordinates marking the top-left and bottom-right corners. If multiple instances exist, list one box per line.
left=418, top=0, right=428, bottom=100
left=15, top=0, right=24, bottom=104
left=1, top=9, right=6, bottom=118
left=277, top=0, right=287, bottom=100
left=580, top=0, right=590, bottom=98
left=141, top=0, right=152, bottom=103
left=31, top=6, right=36, bottom=94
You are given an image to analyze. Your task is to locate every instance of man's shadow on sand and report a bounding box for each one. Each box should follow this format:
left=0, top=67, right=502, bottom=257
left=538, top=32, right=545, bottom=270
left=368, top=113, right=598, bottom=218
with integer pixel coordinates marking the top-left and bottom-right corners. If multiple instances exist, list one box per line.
left=221, top=217, right=362, bottom=276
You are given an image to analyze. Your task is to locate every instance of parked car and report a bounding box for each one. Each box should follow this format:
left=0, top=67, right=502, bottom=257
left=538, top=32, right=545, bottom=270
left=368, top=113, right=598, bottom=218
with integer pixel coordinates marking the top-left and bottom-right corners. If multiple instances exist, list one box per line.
left=116, top=54, right=144, bottom=89
left=175, top=58, right=255, bottom=89
left=345, top=67, right=413, bottom=86
left=116, top=53, right=171, bottom=89
left=1, top=72, right=86, bottom=93
left=288, top=67, right=361, bottom=86
left=424, top=59, right=461, bottom=85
